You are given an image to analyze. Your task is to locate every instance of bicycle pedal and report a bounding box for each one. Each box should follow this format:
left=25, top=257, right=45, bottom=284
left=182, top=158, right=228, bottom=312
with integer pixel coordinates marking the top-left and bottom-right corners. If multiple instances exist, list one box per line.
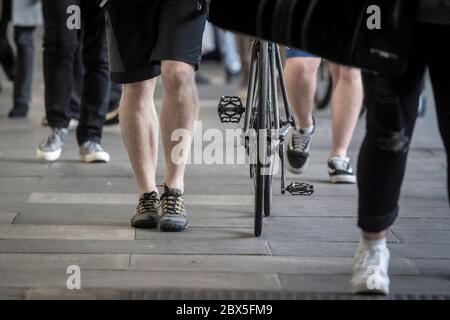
left=218, top=96, right=245, bottom=123
left=286, top=182, right=314, bottom=196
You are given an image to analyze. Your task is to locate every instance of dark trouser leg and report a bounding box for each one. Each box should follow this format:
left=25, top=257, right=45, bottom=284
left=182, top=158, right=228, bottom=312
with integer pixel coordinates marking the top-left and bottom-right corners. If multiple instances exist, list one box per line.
left=42, top=0, right=81, bottom=128
left=426, top=23, right=450, bottom=204
left=0, top=0, right=15, bottom=81
left=0, top=0, right=11, bottom=36
left=13, top=26, right=36, bottom=113
left=357, top=28, right=427, bottom=233
left=108, top=82, right=122, bottom=111
left=69, top=41, right=83, bottom=119
left=76, top=0, right=109, bottom=145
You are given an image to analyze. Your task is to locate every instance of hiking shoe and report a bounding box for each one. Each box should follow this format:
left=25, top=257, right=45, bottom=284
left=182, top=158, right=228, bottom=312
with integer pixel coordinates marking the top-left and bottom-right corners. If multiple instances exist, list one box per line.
left=351, top=243, right=390, bottom=295
left=130, top=191, right=160, bottom=229
left=79, top=140, right=110, bottom=163
left=287, top=125, right=315, bottom=174
left=159, top=185, right=188, bottom=232
left=36, top=127, right=68, bottom=162
left=328, top=156, right=356, bottom=184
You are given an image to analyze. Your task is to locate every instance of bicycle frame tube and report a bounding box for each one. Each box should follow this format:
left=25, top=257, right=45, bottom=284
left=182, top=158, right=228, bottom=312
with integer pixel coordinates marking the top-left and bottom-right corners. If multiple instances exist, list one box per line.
left=275, top=46, right=293, bottom=126
left=270, top=43, right=280, bottom=131
left=244, top=42, right=260, bottom=133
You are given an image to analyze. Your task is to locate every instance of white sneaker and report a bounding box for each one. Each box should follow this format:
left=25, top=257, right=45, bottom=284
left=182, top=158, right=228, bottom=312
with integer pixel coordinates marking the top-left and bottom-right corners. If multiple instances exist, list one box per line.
left=79, top=141, right=110, bottom=163
left=36, top=128, right=68, bottom=162
left=351, top=243, right=390, bottom=295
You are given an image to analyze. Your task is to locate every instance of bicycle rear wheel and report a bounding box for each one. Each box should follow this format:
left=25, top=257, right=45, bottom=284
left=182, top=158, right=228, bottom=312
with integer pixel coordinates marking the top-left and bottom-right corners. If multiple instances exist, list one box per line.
left=255, top=42, right=269, bottom=237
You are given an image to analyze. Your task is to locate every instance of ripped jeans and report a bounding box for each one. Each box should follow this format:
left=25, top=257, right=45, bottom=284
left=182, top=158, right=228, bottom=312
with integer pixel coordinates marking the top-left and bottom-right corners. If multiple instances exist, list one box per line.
left=357, top=22, right=450, bottom=233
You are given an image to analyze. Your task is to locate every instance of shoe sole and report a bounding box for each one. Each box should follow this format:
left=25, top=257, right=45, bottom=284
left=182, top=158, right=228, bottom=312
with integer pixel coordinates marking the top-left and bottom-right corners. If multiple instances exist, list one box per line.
left=131, top=219, right=159, bottom=229
left=80, top=152, right=110, bottom=163
left=351, top=284, right=389, bottom=296
left=330, top=174, right=356, bottom=184
left=159, top=222, right=188, bottom=232
left=286, top=158, right=309, bottom=175
left=36, top=148, right=61, bottom=162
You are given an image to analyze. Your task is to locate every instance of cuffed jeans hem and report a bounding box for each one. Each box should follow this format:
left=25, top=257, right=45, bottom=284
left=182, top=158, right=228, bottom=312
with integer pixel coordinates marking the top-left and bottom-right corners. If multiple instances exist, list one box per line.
left=357, top=207, right=399, bottom=233
left=77, top=136, right=101, bottom=147
left=47, top=121, right=70, bottom=130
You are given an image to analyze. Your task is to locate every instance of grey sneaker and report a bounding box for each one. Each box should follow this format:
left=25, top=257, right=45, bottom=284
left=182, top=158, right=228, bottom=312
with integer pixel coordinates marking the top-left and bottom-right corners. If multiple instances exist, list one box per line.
left=131, top=191, right=160, bottom=229
left=328, top=156, right=356, bottom=184
left=79, top=140, right=110, bottom=163
left=36, top=127, right=68, bottom=162
left=159, top=185, right=188, bottom=232
left=287, top=125, right=315, bottom=174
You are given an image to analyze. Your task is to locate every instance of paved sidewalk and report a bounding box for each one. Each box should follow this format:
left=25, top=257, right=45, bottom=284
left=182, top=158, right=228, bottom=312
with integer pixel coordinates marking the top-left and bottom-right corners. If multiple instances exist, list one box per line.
left=0, top=58, right=449, bottom=299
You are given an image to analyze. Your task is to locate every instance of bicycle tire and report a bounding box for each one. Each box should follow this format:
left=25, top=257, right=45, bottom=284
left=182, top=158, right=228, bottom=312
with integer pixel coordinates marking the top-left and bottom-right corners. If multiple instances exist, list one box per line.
left=264, top=172, right=272, bottom=217
left=255, top=42, right=269, bottom=237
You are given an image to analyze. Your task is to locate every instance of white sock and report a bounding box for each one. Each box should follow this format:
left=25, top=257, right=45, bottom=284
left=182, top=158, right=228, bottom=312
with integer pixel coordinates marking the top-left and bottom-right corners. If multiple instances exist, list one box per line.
left=360, top=237, right=387, bottom=251
left=298, top=125, right=314, bottom=134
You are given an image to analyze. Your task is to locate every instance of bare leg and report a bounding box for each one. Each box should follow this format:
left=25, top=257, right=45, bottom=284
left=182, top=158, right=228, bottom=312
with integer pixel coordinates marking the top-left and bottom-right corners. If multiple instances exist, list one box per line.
left=284, top=57, right=321, bottom=129
left=160, top=61, right=199, bottom=192
left=362, top=230, right=389, bottom=241
left=328, top=64, right=363, bottom=157
left=119, top=79, right=159, bottom=196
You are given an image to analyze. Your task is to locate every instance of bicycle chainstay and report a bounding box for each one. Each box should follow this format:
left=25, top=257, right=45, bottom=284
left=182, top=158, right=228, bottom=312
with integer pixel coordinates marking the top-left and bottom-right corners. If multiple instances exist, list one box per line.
left=286, top=182, right=314, bottom=196
left=218, top=96, right=245, bottom=123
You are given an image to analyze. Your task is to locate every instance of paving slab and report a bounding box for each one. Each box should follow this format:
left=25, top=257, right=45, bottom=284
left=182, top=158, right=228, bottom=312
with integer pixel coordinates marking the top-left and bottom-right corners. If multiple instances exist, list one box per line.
left=392, top=229, right=450, bottom=244
left=0, top=254, right=130, bottom=270
left=24, top=289, right=118, bottom=300
left=136, top=228, right=254, bottom=240
left=0, top=192, right=30, bottom=204
left=0, top=177, right=40, bottom=193
left=0, top=270, right=281, bottom=291
left=12, top=203, right=135, bottom=216
left=0, top=288, right=25, bottom=300
left=0, top=160, right=51, bottom=177
left=0, top=239, right=270, bottom=255
left=13, top=205, right=253, bottom=227
left=0, top=224, right=135, bottom=240
left=130, top=255, right=419, bottom=275
left=394, top=218, right=450, bottom=230
left=279, top=274, right=450, bottom=295
left=261, top=217, right=399, bottom=243
left=269, top=241, right=450, bottom=259
left=412, top=259, right=450, bottom=275
left=0, top=213, right=17, bottom=224
left=25, top=192, right=253, bottom=206
left=36, top=176, right=254, bottom=195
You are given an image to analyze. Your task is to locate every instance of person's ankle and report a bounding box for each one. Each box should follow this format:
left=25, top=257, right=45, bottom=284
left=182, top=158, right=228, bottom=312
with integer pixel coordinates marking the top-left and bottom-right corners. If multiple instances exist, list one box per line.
left=296, top=120, right=314, bottom=131
left=139, top=188, right=159, bottom=197
left=360, top=237, right=387, bottom=250
left=330, top=150, right=348, bottom=159
left=362, top=230, right=388, bottom=241
left=360, top=231, right=388, bottom=250
left=163, top=182, right=184, bottom=193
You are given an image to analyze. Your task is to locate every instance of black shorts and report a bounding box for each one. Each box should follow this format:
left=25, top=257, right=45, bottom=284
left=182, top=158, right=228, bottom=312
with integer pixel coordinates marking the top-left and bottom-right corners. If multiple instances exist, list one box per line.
left=106, top=0, right=207, bottom=84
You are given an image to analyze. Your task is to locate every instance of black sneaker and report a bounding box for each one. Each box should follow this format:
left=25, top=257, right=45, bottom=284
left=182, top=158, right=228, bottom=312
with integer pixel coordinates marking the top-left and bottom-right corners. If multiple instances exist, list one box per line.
left=130, top=192, right=160, bottom=229
left=328, top=156, right=356, bottom=184
left=287, top=125, right=315, bottom=174
left=159, top=185, right=188, bottom=232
